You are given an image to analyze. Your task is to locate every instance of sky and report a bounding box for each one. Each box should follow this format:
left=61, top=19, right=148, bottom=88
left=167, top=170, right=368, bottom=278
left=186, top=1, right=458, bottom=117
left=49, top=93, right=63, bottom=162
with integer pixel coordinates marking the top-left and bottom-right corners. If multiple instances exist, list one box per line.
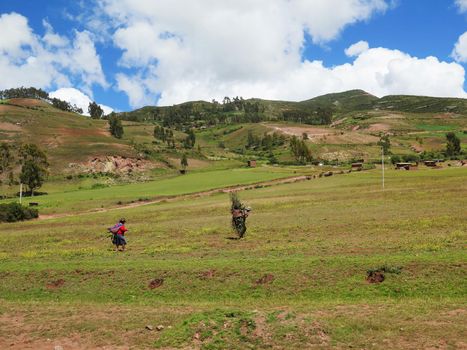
left=0, top=0, right=467, bottom=114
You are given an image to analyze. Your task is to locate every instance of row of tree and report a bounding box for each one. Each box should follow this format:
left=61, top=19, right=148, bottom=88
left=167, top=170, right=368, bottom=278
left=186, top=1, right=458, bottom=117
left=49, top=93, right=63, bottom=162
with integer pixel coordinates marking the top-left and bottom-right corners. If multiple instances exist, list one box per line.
left=0, top=87, right=108, bottom=118
left=282, top=107, right=333, bottom=125
left=120, top=98, right=335, bottom=129
left=290, top=136, right=313, bottom=163
left=378, top=132, right=462, bottom=158
left=0, top=87, right=83, bottom=114
left=246, top=130, right=286, bottom=151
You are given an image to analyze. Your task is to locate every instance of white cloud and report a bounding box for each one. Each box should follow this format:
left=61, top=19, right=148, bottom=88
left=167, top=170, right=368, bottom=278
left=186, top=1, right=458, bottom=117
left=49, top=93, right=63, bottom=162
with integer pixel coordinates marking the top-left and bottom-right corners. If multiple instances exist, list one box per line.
left=345, top=40, right=370, bottom=57
left=94, top=0, right=465, bottom=107
left=50, top=87, right=113, bottom=116
left=0, top=12, right=35, bottom=58
left=455, top=0, right=467, bottom=13
left=115, top=73, right=155, bottom=107
left=42, top=20, right=69, bottom=48
left=452, top=31, right=467, bottom=63
left=95, top=0, right=390, bottom=106
left=0, top=12, right=107, bottom=94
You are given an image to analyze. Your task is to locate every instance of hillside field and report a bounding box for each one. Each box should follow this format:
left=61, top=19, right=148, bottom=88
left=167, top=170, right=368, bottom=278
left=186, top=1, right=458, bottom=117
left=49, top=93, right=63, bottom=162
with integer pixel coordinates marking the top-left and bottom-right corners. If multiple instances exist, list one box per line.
left=0, top=167, right=466, bottom=349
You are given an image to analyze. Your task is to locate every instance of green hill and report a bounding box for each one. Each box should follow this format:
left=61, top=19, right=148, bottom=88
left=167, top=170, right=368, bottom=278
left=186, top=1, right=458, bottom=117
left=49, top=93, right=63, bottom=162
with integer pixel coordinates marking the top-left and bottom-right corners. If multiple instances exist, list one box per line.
left=298, top=89, right=379, bottom=112
left=0, top=98, right=136, bottom=172
left=1, top=91, right=466, bottom=184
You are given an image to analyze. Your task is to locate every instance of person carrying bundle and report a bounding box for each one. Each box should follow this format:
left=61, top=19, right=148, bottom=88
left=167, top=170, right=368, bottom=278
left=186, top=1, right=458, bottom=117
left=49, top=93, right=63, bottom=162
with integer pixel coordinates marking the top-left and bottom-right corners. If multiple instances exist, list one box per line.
left=230, top=193, right=251, bottom=239
left=108, top=218, right=128, bottom=251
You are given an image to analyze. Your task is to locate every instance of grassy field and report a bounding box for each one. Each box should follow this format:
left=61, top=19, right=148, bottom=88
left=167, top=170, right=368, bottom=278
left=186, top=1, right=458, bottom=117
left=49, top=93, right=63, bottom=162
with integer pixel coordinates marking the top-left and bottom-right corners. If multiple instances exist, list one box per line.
left=0, top=167, right=466, bottom=349
left=1, top=166, right=311, bottom=215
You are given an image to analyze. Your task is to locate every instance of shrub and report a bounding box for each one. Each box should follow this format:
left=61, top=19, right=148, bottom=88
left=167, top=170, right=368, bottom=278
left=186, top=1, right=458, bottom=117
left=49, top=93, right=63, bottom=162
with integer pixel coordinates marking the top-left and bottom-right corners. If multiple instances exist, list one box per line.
left=390, top=155, right=401, bottom=164
left=0, top=202, right=38, bottom=222
left=402, top=154, right=420, bottom=163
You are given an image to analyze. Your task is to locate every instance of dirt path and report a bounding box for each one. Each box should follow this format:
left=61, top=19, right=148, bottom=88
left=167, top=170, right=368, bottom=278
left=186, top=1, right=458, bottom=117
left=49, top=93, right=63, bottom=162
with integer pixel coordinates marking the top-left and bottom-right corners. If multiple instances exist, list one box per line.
left=38, top=175, right=311, bottom=221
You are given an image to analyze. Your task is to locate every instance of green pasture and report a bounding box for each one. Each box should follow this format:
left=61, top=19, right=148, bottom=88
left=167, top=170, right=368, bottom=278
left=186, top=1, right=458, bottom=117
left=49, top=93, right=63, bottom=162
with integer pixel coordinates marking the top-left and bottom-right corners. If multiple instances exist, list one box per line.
left=0, top=167, right=466, bottom=348
left=1, top=166, right=306, bottom=215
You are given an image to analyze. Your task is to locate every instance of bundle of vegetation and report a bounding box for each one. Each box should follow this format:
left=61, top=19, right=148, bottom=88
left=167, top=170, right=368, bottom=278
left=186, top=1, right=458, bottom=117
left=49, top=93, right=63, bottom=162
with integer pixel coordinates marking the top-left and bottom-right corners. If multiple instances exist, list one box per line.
left=229, top=192, right=251, bottom=238
left=0, top=202, right=38, bottom=222
left=108, top=114, right=124, bottom=139
left=230, top=192, right=245, bottom=210
left=290, top=136, right=313, bottom=164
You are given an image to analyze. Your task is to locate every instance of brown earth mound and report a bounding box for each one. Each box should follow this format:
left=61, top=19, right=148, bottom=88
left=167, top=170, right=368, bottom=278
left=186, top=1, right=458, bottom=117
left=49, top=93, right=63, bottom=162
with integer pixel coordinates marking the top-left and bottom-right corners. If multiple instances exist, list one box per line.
left=148, top=278, right=164, bottom=289
left=68, top=156, right=157, bottom=174
left=199, top=269, right=216, bottom=279
left=8, top=98, right=47, bottom=107
left=0, top=122, right=22, bottom=131
left=256, top=274, right=275, bottom=285
left=366, top=271, right=385, bottom=284
left=46, top=279, right=65, bottom=289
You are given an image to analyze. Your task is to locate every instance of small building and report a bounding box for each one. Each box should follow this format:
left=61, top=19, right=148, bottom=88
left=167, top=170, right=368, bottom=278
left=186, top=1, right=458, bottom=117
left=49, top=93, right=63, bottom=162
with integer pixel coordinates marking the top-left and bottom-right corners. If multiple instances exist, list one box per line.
left=395, top=162, right=418, bottom=170
left=247, top=160, right=257, bottom=167
left=351, top=162, right=363, bottom=171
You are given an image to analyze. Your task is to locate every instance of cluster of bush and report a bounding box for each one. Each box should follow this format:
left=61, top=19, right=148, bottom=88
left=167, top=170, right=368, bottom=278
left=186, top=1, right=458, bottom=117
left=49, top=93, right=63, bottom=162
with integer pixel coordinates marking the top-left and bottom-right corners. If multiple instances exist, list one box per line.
left=0, top=203, right=38, bottom=223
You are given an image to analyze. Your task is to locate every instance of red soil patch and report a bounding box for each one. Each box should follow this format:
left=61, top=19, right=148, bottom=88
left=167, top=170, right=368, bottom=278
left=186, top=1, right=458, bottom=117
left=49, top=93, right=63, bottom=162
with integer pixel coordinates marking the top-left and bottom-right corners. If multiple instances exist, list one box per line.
left=8, top=98, right=47, bottom=107
left=255, top=274, right=275, bottom=285
left=0, top=104, right=18, bottom=112
left=0, top=122, right=22, bottom=131
left=267, top=124, right=329, bottom=137
left=58, top=127, right=109, bottom=138
left=46, top=279, right=65, bottom=289
left=366, top=271, right=385, bottom=284
left=433, top=113, right=455, bottom=120
left=199, top=269, right=216, bottom=279
left=148, top=278, right=164, bottom=289
left=367, top=123, right=391, bottom=132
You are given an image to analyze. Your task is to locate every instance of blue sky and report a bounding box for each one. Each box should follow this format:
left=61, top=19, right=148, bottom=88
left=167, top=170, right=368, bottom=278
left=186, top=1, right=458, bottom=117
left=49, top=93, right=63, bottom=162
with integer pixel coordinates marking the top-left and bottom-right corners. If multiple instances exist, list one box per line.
left=0, top=0, right=466, bottom=113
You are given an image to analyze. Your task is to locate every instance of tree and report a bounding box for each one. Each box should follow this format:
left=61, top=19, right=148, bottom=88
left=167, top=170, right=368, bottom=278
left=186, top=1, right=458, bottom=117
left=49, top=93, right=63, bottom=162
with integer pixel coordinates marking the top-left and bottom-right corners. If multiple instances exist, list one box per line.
left=377, top=134, right=391, bottom=154
left=88, top=101, right=104, bottom=119
left=20, top=160, right=47, bottom=196
left=109, top=115, right=124, bottom=138
left=20, top=144, right=49, bottom=169
left=0, top=143, right=12, bottom=175
left=180, top=153, right=188, bottom=171
left=182, top=129, right=196, bottom=149
left=445, top=132, right=461, bottom=156
left=0, top=143, right=13, bottom=192
left=290, top=136, right=312, bottom=164
left=390, top=154, right=401, bottom=164
left=316, top=107, right=333, bottom=124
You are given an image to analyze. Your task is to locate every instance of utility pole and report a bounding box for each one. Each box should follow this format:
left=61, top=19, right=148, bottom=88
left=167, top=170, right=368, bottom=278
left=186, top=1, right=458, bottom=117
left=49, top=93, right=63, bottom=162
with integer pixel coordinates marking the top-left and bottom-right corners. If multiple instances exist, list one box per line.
left=381, top=147, right=385, bottom=190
